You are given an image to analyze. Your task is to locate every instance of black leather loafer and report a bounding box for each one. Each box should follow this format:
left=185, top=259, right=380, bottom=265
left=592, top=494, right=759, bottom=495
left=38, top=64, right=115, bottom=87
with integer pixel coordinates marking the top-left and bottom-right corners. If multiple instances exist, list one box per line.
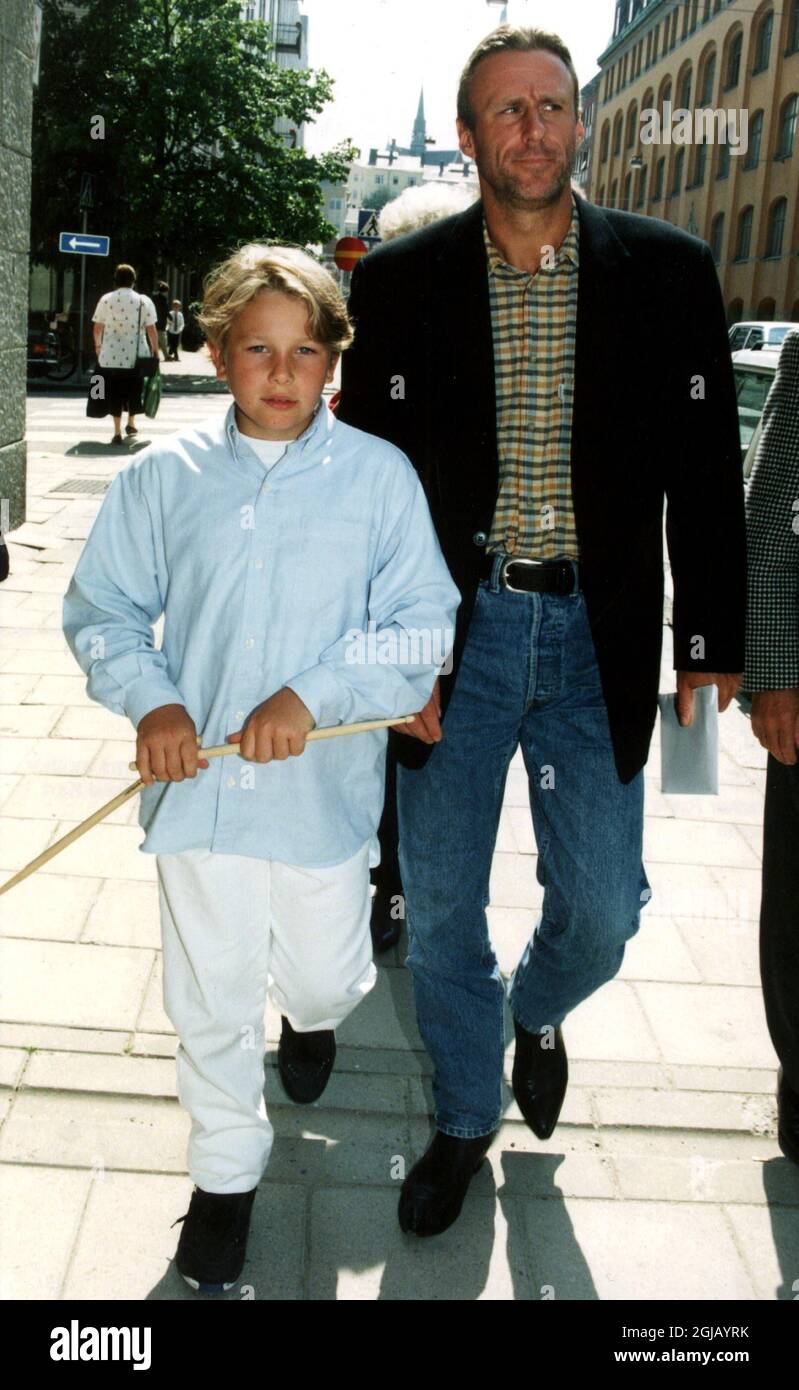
left=277, top=1016, right=336, bottom=1104
left=398, top=1129, right=495, bottom=1237
left=511, top=1018, right=568, bottom=1140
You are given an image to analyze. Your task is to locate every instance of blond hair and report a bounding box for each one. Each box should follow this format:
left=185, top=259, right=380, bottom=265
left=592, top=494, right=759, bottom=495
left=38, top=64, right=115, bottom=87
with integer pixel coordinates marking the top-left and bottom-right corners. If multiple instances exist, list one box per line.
left=198, top=244, right=353, bottom=354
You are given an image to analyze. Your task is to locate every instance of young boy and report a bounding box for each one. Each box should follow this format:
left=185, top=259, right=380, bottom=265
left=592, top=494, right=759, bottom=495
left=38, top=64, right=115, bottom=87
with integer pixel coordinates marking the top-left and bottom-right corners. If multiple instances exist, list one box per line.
left=63, top=244, right=459, bottom=1293
left=165, top=299, right=185, bottom=359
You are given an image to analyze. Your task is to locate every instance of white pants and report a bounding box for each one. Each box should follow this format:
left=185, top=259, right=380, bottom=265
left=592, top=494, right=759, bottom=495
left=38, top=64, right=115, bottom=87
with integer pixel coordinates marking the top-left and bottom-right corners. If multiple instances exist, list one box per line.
left=157, top=842, right=376, bottom=1193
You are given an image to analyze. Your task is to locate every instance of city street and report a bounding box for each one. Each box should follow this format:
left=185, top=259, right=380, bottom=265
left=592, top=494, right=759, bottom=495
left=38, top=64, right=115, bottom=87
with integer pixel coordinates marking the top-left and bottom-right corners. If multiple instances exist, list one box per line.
left=0, top=381, right=797, bottom=1301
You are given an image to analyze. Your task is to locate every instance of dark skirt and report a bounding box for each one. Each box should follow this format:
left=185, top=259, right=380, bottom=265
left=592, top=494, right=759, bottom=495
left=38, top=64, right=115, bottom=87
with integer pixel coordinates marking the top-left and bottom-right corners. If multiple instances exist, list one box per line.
left=86, top=368, right=144, bottom=419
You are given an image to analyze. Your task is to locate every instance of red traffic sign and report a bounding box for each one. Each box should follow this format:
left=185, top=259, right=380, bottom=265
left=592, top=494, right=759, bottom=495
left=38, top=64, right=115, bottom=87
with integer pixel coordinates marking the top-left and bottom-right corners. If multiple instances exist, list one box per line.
left=334, top=236, right=368, bottom=272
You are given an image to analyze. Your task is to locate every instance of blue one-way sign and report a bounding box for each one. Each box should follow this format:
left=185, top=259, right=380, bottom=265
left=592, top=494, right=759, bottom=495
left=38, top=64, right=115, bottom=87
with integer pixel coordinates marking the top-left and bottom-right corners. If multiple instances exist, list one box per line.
left=59, top=231, right=110, bottom=256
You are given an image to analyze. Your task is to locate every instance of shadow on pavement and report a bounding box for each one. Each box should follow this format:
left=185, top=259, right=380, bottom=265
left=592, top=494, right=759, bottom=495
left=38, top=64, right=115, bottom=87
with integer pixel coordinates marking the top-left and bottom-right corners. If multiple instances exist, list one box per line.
left=65, top=440, right=151, bottom=456
left=762, top=1159, right=799, bottom=1299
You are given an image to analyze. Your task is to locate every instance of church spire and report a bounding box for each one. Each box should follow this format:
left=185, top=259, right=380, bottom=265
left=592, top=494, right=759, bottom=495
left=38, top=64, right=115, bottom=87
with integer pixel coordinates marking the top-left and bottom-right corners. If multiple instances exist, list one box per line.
left=411, top=87, right=427, bottom=157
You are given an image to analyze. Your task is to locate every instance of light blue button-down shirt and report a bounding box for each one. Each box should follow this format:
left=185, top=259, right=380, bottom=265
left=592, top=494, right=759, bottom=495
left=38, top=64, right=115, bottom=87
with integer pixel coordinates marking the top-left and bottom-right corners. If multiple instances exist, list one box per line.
left=63, top=401, right=460, bottom=867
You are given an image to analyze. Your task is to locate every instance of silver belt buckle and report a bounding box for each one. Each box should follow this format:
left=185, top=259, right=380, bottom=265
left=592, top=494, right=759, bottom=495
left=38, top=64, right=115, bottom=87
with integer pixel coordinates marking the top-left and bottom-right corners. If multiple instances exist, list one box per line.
left=500, top=555, right=543, bottom=593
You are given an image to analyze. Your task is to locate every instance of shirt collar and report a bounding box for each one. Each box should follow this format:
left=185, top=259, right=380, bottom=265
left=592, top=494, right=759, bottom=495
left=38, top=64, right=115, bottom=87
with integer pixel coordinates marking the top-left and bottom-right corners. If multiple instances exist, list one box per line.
left=224, top=396, right=336, bottom=464
left=483, top=193, right=580, bottom=277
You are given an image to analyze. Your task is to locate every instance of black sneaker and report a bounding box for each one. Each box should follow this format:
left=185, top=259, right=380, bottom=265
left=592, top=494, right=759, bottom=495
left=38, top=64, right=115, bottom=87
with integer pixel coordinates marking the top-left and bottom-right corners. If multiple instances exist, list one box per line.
left=173, top=1185, right=257, bottom=1293
left=277, top=1015, right=336, bottom=1103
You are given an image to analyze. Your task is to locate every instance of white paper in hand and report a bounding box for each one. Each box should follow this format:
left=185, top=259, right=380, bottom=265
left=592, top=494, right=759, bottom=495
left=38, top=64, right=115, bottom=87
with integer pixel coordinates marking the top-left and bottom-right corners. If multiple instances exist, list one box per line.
left=658, top=684, right=719, bottom=795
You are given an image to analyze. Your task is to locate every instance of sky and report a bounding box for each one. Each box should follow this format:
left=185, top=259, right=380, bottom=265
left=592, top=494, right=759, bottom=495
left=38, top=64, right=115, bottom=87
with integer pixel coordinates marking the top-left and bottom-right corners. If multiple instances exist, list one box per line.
left=300, top=0, right=617, bottom=160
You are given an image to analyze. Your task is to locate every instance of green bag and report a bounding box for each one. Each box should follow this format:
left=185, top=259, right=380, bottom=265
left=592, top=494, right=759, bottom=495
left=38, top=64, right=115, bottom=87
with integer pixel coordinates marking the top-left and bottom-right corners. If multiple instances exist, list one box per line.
left=142, top=367, right=162, bottom=418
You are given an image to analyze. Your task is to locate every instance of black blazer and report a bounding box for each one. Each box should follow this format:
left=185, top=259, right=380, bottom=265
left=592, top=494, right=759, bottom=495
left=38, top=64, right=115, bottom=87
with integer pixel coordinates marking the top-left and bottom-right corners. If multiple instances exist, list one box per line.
left=338, top=197, right=746, bottom=783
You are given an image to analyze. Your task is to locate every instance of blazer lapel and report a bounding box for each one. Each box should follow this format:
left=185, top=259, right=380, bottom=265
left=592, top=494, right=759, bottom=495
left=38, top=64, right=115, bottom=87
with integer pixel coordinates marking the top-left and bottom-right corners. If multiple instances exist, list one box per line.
left=571, top=200, right=632, bottom=526
left=428, top=201, right=499, bottom=527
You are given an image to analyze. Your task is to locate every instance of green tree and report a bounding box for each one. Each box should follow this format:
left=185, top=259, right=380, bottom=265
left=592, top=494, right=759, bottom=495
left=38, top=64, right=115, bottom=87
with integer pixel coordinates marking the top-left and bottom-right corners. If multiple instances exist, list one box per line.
left=365, top=185, right=398, bottom=215
left=31, top=0, right=356, bottom=285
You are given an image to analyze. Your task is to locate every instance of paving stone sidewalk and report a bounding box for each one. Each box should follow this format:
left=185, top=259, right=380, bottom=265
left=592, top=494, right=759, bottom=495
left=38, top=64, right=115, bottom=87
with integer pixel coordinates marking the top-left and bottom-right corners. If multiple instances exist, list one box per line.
left=1, top=392, right=797, bottom=1301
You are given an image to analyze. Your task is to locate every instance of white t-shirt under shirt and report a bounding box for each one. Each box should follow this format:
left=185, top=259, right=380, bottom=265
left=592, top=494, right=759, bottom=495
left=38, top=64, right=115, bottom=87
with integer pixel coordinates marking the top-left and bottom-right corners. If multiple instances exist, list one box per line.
left=235, top=429, right=287, bottom=471
left=92, top=288, right=158, bottom=370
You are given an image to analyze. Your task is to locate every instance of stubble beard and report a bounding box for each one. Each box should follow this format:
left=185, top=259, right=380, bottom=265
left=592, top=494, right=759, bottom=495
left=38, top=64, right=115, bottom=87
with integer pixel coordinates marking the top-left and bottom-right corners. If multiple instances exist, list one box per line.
left=482, top=146, right=575, bottom=212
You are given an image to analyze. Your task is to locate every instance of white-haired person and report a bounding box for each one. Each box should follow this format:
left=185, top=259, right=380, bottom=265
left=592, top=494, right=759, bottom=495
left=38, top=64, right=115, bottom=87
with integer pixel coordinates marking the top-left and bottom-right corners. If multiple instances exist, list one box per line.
left=64, top=243, right=459, bottom=1293
left=377, top=180, right=478, bottom=242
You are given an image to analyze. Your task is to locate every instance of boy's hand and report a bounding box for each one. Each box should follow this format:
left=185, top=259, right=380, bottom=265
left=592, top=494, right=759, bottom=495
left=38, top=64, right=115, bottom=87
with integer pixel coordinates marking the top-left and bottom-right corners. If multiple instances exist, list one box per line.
left=137, top=704, right=209, bottom=784
left=228, top=688, right=315, bottom=763
left=395, top=677, right=442, bottom=744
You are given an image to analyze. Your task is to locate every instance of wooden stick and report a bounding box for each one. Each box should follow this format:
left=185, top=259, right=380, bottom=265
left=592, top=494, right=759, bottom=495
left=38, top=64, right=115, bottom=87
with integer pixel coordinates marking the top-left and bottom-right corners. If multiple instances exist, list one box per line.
left=0, top=780, right=145, bottom=898
left=126, top=713, right=416, bottom=770
left=0, top=715, right=416, bottom=899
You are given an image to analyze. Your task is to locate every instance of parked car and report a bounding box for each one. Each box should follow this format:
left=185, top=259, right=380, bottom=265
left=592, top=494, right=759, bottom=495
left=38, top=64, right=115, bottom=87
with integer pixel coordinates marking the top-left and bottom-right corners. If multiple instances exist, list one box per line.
left=26, top=324, right=60, bottom=377
left=27, top=315, right=78, bottom=381
left=731, top=348, right=779, bottom=478
left=728, top=320, right=796, bottom=353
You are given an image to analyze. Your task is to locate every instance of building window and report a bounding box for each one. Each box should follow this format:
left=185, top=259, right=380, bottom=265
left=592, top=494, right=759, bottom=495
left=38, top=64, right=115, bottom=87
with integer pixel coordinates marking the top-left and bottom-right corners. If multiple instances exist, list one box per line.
left=734, top=205, right=753, bottom=260
left=622, top=172, right=632, bottom=209
left=636, top=165, right=648, bottom=207
left=652, top=24, right=659, bottom=62
left=789, top=0, right=799, bottom=54
left=690, top=0, right=699, bottom=31
left=613, top=114, right=623, bottom=155
left=600, top=122, right=610, bottom=163
left=753, top=11, right=773, bottom=73
left=703, top=0, right=711, bottom=20
left=598, top=184, right=606, bottom=205
left=671, top=147, right=685, bottom=193
left=660, top=81, right=672, bottom=118
left=679, top=68, right=692, bottom=110
left=626, top=103, right=638, bottom=148
left=653, top=155, right=665, bottom=200
left=765, top=198, right=787, bottom=257
left=375, top=174, right=385, bottom=185
left=610, top=178, right=618, bottom=208
left=725, top=31, right=742, bottom=88
left=699, top=53, right=716, bottom=105
left=744, top=110, right=764, bottom=169
left=776, top=94, right=798, bottom=159
left=692, top=140, right=707, bottom=185
left=713, top=0, right=722, bottom=12
left=710, top=211, right=725, bottom=262
left=716, top=139, right=730, bottom=179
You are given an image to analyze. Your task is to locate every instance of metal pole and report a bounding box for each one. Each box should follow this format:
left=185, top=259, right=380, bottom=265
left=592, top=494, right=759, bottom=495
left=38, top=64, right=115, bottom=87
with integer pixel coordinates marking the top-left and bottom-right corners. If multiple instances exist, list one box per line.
left=77, top=207, right=88, bottom=377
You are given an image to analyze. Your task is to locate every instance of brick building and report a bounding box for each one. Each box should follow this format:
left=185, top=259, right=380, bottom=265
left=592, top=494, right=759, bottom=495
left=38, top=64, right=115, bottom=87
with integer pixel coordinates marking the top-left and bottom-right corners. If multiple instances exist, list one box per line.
left=590, top=0, right=799, bottom=323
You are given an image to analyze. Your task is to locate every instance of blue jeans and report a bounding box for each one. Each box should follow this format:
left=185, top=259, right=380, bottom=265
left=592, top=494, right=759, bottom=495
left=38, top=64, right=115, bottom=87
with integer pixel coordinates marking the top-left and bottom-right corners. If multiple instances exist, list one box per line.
left=397, top=565, right=651, bottom=1138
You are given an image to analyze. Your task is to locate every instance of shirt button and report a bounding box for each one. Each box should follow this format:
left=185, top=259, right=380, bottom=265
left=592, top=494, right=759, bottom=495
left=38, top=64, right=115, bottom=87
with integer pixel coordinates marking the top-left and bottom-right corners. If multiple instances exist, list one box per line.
left=472, top=531, right=488, bottom=547
left=227, top=776, right=236, bottom=788
left=254, top=558, right=264, bottom=569
left=243, top=637, right=254, bottom=650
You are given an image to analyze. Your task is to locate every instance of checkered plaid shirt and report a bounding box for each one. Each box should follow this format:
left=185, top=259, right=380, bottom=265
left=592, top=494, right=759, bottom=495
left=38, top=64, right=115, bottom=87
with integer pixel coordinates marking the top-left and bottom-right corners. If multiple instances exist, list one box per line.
left=743, top=330, right=799, bottom=691
left=484, top=196, right=580, bottom=560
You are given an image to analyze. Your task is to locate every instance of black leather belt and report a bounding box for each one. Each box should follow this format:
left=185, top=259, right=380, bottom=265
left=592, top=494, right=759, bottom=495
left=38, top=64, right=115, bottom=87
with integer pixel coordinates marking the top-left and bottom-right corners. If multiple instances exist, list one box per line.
left=479, top=552, right=578, bottom=595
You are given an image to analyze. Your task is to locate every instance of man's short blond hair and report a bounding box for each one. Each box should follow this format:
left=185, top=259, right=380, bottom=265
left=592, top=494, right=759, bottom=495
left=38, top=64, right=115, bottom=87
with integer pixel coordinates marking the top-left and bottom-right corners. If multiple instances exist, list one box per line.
left=457, top=25, right=581, bottom=128
left=198, top=244, right=353, bottom=354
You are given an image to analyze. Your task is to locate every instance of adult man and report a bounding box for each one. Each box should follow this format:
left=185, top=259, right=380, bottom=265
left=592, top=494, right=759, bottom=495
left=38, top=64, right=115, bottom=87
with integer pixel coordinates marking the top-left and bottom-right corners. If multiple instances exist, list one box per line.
left=339, top=26, right=746, bottom=1236
left=744, top=331, right=799, bottom=1164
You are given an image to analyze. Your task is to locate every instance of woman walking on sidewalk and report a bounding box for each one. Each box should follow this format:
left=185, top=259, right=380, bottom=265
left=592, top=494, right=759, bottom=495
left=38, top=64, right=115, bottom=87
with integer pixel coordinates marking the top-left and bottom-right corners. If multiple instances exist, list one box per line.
left=90, top=264, right=159, bottom=444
